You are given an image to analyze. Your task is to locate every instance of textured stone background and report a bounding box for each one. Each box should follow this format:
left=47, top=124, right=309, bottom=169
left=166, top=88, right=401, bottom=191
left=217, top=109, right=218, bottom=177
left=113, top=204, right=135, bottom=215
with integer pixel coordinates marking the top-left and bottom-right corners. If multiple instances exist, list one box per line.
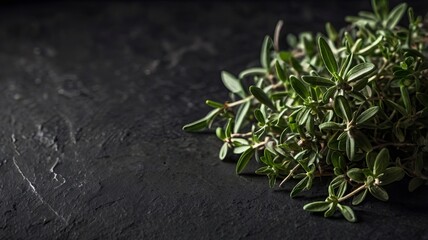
left=0, top=0, right=427, bottom=239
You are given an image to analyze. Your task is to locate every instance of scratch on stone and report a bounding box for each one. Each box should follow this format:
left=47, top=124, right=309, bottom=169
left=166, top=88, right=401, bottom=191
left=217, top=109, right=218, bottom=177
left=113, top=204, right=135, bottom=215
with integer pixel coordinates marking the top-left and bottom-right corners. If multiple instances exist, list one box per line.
left=11, top=135, right=68, bottom=225
left=50, top=157, right=66, bottom=188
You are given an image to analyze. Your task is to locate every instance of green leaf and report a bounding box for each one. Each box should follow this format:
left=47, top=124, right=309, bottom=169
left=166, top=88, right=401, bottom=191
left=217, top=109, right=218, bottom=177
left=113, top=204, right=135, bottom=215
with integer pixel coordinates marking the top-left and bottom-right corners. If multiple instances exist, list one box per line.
left=221, top=71, right=245, bottom=97
left=353, top=130, right=372, bottom=152
left=400, top=84, right=411, bottom=114
left=234, top=101, right=250, bottom=133
left=356, top=106, right=379, bottom=125
left=249, top=86, right=276, bottom=111
left=351, top=38, right=363, bottom=54
left=346, top=62, right=376, bottom=82
left=290, top=75, right=309, bottom=100
left=347, top=168, right=366, bottom=183
left=325, top=22, right=338, bottom=41
left=322, top=86, right=336, bottom=103
left=225, top=118, right=233, bottom=139
left=275, top=61, right=287, bottom=82
left=330, top=152, right=346, bottom=173
left=352, top=189, right=368, bottom=205
left=324, top=202, right=337, bottom=218
left=290, top=56, right=304, bottom=73
left=358, top=35, right=383, bottom=55
left=268, top=173, right=277, bottom=188
left=319, top=122, right=345, bottom=131
left=236, top=148, right=255, bottom=174
left=254, top=109, right=266, bottom=125
left=239, top=68, right=267, bottom=79
left=338, top=53, right=354, bottom=78
left=297, top=108, right=311, bottom=126
left=219, top=142, right=228, bottom=160
left=290, top=176, right=309, bottom=198
left=232, top=138, right=249, bottom=146
left=372, top=0, right=388, bottom=20
left=374, top=148, right=390, bottom=176
left=318, top=37, right=338, bottom=76
left=182, top=109, right=221, bottom=132
left=336, top=181, right=348, bottom=198
left=346, top=133, right=356, bottom=160
left=216, top=127, right=226, bottom=140
left=182, top=118, right=208, bottom=132
left=261, top=36, right=274, bottom=70
left=301, top=75, right=335, bottom=87
left=386, top=3, right=407, bottom=29
left=255, top=166, right=271, bottom=175
left=379, top=167, right=404, bottom=185
left=408, top=177, right=425, bottom=192
left=366, top=151, right=376, bottom=171
left=335, top=95, right=352, bottom=122
left=338, top=205, right=357, bottom=222
left=303, top=201, right=331, bottom=212
left=385, top=99, right=407, bottom=116
left=233, top=145, right=251, bottom=154
left=393, top=124, right=405, bottom=142
left=330, top=175, right=346, bottom=188
left=369, top=185, right=389, bottom=201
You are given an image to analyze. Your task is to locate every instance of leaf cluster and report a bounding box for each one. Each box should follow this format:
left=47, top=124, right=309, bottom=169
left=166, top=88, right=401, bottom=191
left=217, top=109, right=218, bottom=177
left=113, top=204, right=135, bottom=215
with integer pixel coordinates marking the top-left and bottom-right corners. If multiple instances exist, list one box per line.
left=183, top=0, right=428, bottom=222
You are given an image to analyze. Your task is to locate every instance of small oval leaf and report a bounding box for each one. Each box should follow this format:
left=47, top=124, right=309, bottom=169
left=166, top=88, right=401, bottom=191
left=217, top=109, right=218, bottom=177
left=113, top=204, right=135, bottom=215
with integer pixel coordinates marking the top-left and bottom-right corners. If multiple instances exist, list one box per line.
left=379, top=167, right=405, bottom=185
left=374, top=148, right=390, bottom=176
left=356, top=106, right=379, bottom=125
left=249, top=86, right=276, bottom=111
left=347, top=168, right=366, bottom=183
left=318, top=37, right=338, bottom=76
left=219, top=142, right=228, bottom=160
left=346, top=62, right=376, bottom=82
left=234, top=101, right=251, bottom=133
left=261, top=36, right=274, bottom=70
left=338, top=204, right=357, bottom=222
left=335, top=95, right=352, bottom=122
left=236, top=148, right=255, bottom=174
left=303, top=201, right=331, bottom=212
left=319, top=122, right=345, bottom=131
left=221, top=71, right=245, bottom=97
left=290, top=75, right=309, bottom=100
left=239, top=68, right=267, bottom=79
left=302, top=75, right=335, bottom=87
left=369, top=185, right=389, bottom=201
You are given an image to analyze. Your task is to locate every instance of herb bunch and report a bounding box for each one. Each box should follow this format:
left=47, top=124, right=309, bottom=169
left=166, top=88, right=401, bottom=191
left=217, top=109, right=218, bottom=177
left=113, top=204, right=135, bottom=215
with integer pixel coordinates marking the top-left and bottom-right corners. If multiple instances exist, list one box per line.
left=183, top=0, right=428, bottom=222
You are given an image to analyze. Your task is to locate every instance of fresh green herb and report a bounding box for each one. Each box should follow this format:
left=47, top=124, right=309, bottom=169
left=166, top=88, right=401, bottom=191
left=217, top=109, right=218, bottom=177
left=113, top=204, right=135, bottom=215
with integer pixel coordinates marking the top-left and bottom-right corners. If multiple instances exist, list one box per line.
left=183, top=0, right=428, bottom=222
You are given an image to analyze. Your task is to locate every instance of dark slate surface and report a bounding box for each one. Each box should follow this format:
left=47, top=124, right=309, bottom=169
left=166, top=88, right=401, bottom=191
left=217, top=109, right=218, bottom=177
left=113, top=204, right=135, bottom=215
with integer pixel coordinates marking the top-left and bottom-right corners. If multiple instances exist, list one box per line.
left=0, top=1, right=427, bottom=239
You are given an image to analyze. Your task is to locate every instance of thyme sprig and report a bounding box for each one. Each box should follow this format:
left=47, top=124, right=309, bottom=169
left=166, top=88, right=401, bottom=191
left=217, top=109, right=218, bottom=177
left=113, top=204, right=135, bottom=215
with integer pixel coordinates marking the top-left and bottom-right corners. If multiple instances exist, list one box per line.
left=183, top=0, right=428, bottom=222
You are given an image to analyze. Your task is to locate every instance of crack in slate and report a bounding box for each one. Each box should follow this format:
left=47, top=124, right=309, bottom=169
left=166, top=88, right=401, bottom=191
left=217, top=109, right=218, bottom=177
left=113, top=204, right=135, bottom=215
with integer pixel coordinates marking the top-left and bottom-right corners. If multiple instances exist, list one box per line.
left=11, top=134, right=68, bottom=225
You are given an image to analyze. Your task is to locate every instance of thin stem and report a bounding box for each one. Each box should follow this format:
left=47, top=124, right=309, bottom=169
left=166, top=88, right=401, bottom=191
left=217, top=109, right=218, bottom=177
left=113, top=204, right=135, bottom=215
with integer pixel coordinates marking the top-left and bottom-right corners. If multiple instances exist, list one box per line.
left=279, top=164, right=300, bottom=187
left=252, top=137, right=270, bottom=149
left=231, top=132, right=252, bottom=138
left=226, top=96, right=253, bottom=108
left=338, top=184, right=366, bottom=202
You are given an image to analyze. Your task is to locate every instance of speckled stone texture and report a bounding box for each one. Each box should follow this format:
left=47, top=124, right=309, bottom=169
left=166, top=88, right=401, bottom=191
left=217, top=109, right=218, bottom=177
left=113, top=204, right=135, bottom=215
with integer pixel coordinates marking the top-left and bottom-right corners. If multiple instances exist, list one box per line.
left=0, top=1, right=427, bottom=239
